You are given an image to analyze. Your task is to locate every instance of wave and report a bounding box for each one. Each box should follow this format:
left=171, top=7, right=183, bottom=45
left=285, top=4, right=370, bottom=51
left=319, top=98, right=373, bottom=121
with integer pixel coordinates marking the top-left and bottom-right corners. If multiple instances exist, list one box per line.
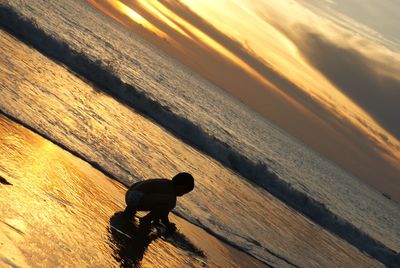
left=0, top=5, right=398, bottom=267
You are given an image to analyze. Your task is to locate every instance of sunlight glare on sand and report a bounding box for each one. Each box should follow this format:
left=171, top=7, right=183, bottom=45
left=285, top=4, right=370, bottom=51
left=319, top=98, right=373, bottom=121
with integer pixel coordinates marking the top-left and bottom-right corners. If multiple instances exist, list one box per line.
left=0, top=115, right=206, bottom=267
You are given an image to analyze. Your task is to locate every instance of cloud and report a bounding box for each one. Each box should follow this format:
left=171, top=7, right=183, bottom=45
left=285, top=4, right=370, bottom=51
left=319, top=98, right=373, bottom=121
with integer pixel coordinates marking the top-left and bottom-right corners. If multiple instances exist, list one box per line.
left=89, top=0, right=400, bottom=192
left=297, top=31, right=400, bottom=139
left=241, top=0, right=399, bottom=159
left=117, top=0, right=400, bottom=160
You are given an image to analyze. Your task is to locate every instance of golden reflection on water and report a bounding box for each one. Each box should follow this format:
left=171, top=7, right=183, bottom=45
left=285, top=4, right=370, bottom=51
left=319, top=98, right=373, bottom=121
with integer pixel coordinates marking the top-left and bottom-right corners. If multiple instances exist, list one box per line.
left=0, top=28, right=386, bottom=266
left=0, top=115, right=205, bottom=267
left=0, top=113, right=384, bottom=267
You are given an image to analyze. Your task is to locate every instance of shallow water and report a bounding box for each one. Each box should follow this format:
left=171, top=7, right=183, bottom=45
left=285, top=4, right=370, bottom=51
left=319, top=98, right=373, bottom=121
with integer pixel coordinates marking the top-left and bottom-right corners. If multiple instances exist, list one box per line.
left=1, top=114, right=271, bottom=267
left=0, top=2, right=398, bottom=260
left=0, top=114, right=181, bottom=267
left=0, top=29, right=387, bottom=267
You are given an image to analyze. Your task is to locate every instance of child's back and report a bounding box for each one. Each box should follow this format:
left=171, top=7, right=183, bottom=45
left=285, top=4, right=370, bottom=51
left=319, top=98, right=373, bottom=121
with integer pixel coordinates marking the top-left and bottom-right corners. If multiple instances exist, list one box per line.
left=124, top=173, right=194, bottom=232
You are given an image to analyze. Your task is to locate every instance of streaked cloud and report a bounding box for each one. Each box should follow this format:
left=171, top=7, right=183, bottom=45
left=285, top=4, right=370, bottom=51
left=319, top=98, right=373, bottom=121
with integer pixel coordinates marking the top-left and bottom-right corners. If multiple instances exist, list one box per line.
left=88, top=0, right=400, bottom=175
left=178, top=0, right=400, bottom=162
left=88, top=0, right=168, bottom=38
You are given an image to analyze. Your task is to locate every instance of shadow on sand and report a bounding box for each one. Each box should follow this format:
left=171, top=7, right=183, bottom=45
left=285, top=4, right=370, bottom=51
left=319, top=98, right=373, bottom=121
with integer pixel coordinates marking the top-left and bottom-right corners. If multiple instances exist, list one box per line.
left=108, top=211, right=155, bottom=267
left=108, top=211, right=205, bottom=267
left=0, top=175, right=12, bottom=185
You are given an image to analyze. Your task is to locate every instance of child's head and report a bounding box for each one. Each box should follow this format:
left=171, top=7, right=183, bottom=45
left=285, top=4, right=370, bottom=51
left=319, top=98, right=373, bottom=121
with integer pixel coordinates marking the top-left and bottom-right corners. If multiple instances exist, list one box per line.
left=172, top=172, right=194, bottom=196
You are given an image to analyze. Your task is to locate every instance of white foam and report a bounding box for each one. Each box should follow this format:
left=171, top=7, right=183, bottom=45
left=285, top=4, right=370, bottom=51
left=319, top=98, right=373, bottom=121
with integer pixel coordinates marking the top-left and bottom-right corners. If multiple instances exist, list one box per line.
left=0, top=1, right=399, bottom=265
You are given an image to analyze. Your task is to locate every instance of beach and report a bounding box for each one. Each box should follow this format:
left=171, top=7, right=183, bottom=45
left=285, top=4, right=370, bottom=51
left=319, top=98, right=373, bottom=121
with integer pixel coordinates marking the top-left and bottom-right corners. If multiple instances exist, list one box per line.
left=0, top=1, right=399, bottom=266
left=0, top=114, right=268, bottom=267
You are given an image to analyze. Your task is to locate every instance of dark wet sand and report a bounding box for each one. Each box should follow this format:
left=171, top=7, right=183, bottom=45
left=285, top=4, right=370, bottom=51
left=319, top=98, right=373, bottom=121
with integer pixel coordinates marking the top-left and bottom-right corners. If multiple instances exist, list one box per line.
left=0, top=114, right=268, bottom=267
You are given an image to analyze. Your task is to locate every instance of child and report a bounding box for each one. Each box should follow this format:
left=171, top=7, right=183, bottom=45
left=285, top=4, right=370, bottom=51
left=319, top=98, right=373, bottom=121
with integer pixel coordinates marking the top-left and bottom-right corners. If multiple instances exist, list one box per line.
left=124, top=172, right=194, bottom=232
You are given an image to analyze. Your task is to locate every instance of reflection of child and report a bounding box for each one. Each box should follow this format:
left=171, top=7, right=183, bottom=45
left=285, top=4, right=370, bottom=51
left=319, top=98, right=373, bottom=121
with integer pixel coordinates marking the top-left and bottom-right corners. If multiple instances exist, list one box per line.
left=124, top=172, right=194, bottom=232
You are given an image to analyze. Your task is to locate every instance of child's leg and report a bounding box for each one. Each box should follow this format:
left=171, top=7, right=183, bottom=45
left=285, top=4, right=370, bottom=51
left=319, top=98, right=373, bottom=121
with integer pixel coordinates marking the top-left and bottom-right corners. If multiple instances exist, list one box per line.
left=123, top=205, right=136, bottom=219
left=137, top=194, right=175, bottom=224
left=124, top=190, right=144, bottom=220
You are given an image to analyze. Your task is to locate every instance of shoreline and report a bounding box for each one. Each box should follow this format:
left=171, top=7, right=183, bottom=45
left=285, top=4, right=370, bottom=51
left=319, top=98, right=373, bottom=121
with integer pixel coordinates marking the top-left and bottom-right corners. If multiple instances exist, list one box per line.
left=0, top=6, right=398, bottom=266
left=0, top=114, right=268, bottom=267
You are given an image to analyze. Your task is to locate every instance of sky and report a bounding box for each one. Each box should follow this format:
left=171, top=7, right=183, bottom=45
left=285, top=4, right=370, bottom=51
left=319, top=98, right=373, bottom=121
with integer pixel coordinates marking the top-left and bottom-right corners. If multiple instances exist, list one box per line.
left=88, top=0, right=400, bottom=199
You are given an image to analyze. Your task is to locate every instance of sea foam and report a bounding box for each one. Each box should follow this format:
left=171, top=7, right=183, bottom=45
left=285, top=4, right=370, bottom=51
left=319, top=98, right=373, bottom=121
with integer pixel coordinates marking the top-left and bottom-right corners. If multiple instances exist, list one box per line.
left=0, top=2, right=399, bottom=266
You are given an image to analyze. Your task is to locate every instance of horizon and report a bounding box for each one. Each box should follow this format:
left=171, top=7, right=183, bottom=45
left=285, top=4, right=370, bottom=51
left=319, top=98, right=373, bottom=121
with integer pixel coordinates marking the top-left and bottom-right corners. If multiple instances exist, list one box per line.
left=88, top=0, right=400, bottom=199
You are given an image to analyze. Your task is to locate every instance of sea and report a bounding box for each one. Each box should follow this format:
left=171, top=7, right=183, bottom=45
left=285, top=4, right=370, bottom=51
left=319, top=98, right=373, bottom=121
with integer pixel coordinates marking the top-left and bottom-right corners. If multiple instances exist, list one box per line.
left=0, top=0, right=399, bottom=267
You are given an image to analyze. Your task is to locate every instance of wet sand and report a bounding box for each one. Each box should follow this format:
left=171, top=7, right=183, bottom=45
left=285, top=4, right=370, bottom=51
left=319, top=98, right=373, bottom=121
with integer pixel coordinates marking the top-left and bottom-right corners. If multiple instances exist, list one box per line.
left=1, top=25, right=396, bottom=267
left=0, top=114, right=268, bottom=267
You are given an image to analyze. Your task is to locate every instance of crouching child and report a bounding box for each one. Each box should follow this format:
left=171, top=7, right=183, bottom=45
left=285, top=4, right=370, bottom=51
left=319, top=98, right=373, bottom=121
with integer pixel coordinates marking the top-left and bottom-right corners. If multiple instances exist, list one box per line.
left=124, top=172, right=194, bottom=232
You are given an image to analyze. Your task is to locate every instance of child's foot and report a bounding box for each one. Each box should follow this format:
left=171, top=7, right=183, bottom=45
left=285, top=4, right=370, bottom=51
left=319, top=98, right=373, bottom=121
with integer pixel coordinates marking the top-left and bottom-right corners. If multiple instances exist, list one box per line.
left=139, top=217, right=152, bottom=229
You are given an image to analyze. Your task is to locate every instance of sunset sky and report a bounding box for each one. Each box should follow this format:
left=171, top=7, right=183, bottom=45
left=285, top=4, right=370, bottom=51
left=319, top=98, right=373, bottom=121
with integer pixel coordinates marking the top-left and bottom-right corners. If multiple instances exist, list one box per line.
left=88, top=0, right=400, bottom=197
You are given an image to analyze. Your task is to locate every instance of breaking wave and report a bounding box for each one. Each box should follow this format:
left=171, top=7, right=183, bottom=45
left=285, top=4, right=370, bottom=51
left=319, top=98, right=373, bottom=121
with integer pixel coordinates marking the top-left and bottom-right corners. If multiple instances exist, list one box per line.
left=0, top=5, right=398, bottom=267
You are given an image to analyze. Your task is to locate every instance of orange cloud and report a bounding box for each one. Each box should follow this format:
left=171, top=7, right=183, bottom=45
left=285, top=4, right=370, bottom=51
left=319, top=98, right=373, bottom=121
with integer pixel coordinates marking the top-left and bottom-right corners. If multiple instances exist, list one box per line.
left=177, top=0, right=400, bottom=164
left=88, top=0, right=400, bottom=173
left=88, top=0, right=169, bottom=39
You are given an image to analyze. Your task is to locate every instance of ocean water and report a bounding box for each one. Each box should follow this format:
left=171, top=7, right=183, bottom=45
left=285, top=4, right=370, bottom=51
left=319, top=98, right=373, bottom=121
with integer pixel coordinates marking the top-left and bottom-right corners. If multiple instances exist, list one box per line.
left=0, top=29, right=383, bottom=268
left=0, top=0, right=399, bottom=267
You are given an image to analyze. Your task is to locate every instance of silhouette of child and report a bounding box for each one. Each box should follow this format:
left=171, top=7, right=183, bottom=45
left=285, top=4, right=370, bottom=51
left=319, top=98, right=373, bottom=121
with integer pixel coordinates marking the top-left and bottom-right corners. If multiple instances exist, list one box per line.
left=124, top=172, right=194, bottom=232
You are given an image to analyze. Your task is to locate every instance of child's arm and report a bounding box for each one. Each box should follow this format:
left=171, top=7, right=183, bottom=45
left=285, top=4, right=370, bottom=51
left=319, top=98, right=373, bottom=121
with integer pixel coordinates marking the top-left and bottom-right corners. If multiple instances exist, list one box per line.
left=160, top=213, right=176, bottom=232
